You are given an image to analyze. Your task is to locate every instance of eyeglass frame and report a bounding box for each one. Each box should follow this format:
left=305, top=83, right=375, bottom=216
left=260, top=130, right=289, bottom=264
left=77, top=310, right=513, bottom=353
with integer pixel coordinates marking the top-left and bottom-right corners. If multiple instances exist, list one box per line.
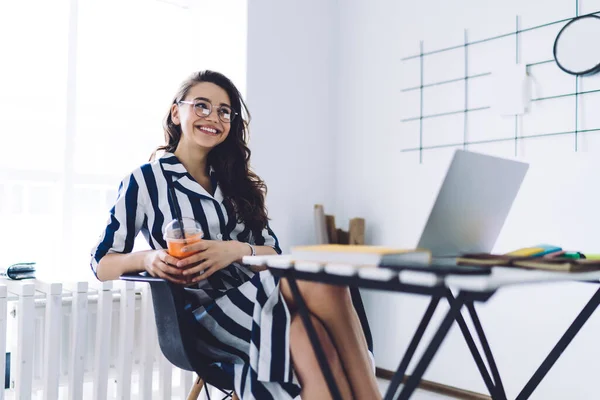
left=177, top=98, right=239, bottom=123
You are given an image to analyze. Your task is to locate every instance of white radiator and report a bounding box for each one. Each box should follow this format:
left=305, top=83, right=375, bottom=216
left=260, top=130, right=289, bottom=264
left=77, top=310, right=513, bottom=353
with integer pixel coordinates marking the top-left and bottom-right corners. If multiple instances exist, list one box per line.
left=0, top=279, right=199, bottom=400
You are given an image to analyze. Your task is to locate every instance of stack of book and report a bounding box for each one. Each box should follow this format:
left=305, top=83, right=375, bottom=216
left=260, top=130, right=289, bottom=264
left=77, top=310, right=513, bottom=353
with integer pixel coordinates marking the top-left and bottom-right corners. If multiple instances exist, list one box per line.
left=457, top=245, right=600, bottom=272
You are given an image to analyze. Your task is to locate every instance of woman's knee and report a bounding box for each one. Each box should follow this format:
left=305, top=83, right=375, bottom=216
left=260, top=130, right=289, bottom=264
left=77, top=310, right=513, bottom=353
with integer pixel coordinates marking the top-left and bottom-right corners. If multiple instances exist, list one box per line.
left=282, top=279, right=352, bottom=313
left=305, top=283, right=353, bottom=320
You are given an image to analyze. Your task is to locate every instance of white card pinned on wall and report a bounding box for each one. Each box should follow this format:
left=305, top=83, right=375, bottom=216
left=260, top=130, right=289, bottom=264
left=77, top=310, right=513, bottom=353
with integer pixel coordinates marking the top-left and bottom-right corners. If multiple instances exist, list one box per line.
left=492, top=63, right=531, bottom=116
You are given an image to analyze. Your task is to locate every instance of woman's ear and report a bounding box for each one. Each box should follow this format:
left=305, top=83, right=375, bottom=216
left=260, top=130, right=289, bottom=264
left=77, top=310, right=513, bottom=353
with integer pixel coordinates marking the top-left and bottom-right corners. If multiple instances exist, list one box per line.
left=171, top=103, right=181, bottom=125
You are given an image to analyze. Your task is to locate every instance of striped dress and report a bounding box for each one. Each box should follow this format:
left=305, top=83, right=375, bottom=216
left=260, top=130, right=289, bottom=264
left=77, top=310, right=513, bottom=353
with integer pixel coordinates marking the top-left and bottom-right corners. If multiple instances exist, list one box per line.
left=90, top=152, right=301, bottom=399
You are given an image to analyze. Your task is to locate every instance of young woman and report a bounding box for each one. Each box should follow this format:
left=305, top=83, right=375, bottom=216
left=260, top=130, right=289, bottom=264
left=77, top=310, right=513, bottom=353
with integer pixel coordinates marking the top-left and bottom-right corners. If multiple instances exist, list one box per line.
left=90, top=71, right=380, bottom=400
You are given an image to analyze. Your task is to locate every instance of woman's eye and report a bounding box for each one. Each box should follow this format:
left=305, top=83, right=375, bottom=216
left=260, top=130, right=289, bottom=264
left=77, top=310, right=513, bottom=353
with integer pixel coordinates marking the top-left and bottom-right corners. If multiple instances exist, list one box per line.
left=195, top=103, right=211, bottom=115
left=219, top=108, right=232, bottom=117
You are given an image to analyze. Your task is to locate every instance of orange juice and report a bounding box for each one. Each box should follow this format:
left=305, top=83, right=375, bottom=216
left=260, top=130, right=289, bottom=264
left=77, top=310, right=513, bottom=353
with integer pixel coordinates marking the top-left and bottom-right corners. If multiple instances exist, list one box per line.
left=166, top=232, right=203, bottom=259
left=163, top=218, right=204, bottom=259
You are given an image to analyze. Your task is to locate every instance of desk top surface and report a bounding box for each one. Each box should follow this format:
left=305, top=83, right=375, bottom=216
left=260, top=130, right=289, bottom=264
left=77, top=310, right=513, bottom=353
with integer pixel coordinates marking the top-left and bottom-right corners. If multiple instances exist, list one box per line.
left=242, top=255, right=600, bottom=293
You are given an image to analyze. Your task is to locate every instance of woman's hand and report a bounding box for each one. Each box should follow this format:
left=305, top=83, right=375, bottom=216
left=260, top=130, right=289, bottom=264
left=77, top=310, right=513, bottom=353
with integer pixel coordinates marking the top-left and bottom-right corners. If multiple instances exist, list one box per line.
left=143, top=250, right=189, bottom=285
left=176, top=240, right=250, bottom=283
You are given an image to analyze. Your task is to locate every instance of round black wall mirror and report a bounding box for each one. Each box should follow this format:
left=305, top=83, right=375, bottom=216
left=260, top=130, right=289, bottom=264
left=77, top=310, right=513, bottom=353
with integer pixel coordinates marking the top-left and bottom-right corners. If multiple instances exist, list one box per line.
left=554, top=15, right=600, bottom=76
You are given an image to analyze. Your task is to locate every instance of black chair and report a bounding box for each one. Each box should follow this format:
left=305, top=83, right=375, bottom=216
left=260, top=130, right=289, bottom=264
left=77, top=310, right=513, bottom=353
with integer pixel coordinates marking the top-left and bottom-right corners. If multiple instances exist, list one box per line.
left=121, top=272, right=237, bottom=400
left=120, top=272, right=374, bottom=400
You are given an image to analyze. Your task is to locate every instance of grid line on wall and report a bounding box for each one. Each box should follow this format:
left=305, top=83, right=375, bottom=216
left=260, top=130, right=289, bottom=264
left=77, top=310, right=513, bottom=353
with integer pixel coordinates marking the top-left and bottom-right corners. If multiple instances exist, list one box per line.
left=418, top=41, right=424, bottom=163
left=401, top=6, right=600, bottom=161
left=463, top=29, right=469, bottom=150
left=575, top=0, right=580, bottom=151
left=401, top=10, right=598, bottom=61
left=514, top=15, right=520, bottom=156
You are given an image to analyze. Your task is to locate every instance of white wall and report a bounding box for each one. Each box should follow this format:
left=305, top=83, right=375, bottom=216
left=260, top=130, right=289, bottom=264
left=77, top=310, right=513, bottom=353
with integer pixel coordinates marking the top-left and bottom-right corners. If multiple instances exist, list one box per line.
left=246, top=0, right=338, bottom=252
left=335, top=0, right=600, bottom=399
left=248, top=0, right=600, bottom=398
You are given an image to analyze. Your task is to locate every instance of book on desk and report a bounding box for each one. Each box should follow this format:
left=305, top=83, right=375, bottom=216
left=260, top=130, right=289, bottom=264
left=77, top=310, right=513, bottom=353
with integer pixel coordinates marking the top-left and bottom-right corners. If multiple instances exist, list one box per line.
left=457, top=245, right=600, bottom=272
left=290, top=244, right=431, bottom=266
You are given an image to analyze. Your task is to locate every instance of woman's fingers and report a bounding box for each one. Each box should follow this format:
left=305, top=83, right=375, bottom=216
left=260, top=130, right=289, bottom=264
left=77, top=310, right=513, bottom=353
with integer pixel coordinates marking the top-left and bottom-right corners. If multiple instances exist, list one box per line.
left=150, top=264, right=187, bottom=284
left=157, top=260, right=185, bottom=276
left=176, top=251, right=207, bottom=268
left=193, top=265, right=218, bottom=282
left=182, top=259, right=212, bottom=277
left=143, top=250, right=187, bottom=284
left=179, top=240, right=209, bottom=255
left=153, top=254, right=183, bottom=276
left=154, top=253, right=188, bottom=283
left=156, top=251, right=191, bottom=279
left=158, top=251, right=182, bottom=268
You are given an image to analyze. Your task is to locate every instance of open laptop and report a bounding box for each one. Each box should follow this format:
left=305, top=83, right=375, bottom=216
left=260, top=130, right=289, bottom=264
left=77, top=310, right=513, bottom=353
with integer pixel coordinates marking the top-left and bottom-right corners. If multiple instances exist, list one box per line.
left=381, top=149, right=529, bottom=274
left=418, top=149, right=529, bottom=257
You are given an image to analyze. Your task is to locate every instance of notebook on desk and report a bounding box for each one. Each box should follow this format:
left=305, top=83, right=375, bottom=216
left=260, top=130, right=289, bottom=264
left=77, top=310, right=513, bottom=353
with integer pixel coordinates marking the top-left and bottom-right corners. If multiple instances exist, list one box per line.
left=380, top=149, right=529, bottom=276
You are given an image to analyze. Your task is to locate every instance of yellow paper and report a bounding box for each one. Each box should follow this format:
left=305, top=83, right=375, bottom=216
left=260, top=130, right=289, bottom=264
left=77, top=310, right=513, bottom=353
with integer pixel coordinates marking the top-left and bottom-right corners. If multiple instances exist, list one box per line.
left=291, top=244, right=418, bottom=254
left=505, top=247, right=545, bottom=257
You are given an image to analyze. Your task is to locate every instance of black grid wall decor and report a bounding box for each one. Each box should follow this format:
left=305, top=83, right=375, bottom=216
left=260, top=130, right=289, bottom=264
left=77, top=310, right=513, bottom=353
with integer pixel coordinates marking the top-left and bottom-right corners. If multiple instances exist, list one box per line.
left=401, top=2, right=600, bottom=163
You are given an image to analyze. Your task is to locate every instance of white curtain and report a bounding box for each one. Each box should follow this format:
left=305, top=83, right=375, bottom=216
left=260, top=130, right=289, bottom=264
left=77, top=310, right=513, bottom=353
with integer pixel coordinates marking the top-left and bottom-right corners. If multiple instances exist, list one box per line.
left=0, top=0, right=248, bottom=280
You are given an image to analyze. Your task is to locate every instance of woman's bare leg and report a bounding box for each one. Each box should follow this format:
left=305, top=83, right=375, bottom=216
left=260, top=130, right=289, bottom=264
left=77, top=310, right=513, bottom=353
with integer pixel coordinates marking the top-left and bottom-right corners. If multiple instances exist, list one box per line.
left=281, top=280, right=380, bottom=400
left=290, top=314, right=353, bottom=400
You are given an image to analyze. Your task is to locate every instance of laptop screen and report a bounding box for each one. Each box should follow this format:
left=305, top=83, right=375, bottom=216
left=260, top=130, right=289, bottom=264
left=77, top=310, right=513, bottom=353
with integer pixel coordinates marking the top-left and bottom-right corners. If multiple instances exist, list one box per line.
left=417, top=150, right=529, bottom=257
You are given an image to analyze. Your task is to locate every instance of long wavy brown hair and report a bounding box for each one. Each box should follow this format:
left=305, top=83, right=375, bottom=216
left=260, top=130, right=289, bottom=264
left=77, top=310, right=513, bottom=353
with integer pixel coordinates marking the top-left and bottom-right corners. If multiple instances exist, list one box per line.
left=156, top=70, right=269, bottom=232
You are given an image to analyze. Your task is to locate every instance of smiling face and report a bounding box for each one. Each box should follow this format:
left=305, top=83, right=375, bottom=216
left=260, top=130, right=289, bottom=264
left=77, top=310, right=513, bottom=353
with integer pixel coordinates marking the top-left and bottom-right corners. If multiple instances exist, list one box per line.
left=170, top=82, right=232, bottom=151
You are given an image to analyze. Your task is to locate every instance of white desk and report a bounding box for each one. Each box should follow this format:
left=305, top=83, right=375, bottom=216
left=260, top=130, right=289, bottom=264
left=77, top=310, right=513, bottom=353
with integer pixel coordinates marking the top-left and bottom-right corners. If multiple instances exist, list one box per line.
left=445, top=266, right=600, bottom=292
left=243, top=255, right=600, bottom=400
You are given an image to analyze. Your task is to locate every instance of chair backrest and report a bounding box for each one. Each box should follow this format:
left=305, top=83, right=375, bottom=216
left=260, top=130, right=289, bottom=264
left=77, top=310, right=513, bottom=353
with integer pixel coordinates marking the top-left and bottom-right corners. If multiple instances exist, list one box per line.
left=118, top=273, right=235, bottom=390
left=147, top=279, right=195, bottom=371
left=148, top=279, right=235, bottom=390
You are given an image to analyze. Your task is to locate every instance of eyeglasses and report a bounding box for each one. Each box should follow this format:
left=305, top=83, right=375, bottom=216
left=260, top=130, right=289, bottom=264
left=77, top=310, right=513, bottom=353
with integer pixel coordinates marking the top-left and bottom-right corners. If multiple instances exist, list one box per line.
left=178, top=98, right=238, bottom=123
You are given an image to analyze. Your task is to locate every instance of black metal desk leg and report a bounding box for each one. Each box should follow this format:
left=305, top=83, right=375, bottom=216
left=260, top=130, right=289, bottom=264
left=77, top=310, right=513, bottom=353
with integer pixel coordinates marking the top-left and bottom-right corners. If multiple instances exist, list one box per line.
left=383, top=296, right=442, bottom=400
left=466, top=302, right=506, bottom=400
left=447, top=293, right=499, bottom=399
left=398, top=293, right=467, bottom=400
left=516, top=287, right=600, bottom=400
left=285, top=276, right=344, bottom=400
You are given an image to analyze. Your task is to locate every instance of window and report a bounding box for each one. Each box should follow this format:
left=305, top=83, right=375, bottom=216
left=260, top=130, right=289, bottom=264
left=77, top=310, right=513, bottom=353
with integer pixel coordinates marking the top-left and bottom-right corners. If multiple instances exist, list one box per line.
left=0, top=0, right=248, bottom=280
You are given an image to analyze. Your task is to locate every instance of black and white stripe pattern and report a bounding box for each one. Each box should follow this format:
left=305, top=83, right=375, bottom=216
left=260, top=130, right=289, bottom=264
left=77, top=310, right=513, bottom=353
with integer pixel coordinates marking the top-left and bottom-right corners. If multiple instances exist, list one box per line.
left=91, top=153, right=299, bottom=399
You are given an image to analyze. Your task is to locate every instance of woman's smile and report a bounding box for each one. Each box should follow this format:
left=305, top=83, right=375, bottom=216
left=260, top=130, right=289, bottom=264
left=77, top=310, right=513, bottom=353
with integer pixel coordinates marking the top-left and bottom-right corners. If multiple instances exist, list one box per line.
left=194, top=123, right=221, bottom=136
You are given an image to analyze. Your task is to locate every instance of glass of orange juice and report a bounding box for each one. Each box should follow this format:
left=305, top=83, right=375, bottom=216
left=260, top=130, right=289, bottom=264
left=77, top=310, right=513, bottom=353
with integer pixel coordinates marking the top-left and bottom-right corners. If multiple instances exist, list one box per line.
left=163, top=218, right=203, bottom=259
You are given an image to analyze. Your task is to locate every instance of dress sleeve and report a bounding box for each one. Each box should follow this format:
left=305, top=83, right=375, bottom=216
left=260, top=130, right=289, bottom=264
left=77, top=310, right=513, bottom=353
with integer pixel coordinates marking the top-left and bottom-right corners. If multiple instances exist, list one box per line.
left=252, top=223, right=282, bottom=254
left=90, top=172, right=146, bottom=278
